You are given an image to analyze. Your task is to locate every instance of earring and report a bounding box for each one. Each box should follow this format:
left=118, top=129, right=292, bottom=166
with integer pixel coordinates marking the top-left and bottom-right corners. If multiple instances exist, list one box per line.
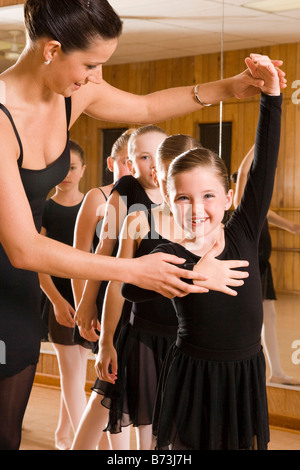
left=44, top=59, right=51, bottom=65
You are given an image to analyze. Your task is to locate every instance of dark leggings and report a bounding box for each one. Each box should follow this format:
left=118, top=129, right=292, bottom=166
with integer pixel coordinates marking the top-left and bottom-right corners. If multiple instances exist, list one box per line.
left=0, top=363, right=36, bottom=450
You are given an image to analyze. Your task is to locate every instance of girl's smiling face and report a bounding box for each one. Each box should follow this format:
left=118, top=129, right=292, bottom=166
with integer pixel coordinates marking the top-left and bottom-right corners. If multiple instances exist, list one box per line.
left=168, top=166, right=233, bottom=242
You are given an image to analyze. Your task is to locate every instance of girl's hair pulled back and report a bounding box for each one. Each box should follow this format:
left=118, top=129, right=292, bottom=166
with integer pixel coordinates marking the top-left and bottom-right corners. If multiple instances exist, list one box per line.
left=168, top=147, right=230, bottom=194
left=156, top=134, right=202, bottom=170
left=127, top=125, right=168, bottom=160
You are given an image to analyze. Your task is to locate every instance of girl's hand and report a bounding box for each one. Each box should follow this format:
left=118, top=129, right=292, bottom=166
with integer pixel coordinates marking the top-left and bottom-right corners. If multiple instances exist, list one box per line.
left=95, top=342, right=118, bottom=384
left=245, top=54, right=284, bottom=96
left=53, top=298, right=76, bottom=328
left=74, top=299, right=99, bottom=332
left=193, top=240, right=249, bottom=296
left=78, top=323, right=100, bottom=342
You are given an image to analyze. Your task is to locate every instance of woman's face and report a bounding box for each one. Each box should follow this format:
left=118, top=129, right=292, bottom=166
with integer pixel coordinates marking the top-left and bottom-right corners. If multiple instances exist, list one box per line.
left=46, top=37, right=118, bottom=96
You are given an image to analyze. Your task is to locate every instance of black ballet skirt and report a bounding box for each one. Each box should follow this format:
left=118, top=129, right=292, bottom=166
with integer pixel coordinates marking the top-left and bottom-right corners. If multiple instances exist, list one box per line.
left=259, top=220, right=277, bottom=301
left=92, top=210, right=177, bottom=433
left=41, top=199, right=91, bottom=347
left=0, top=99, right=71, bottom=379
left=122, top=93, right=282, bottom=450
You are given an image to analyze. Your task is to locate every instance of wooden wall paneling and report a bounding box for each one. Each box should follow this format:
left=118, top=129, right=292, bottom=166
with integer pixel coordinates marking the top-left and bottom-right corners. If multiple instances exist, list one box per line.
left=0, top=0, right=23, bottom=6
left=69, top=42, right=300, bottom=294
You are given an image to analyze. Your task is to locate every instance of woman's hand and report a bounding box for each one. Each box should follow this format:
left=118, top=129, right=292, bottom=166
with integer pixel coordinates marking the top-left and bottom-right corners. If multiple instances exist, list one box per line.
left=231, top=54, right=286, bottom=100
left=245, top=54, right=285, bottom=96
left=95, top=342, right=118, bottom=384
left=53, top=298, right=76, bottom=328
left=132, top=252, right=209, bottom=298
left=193, top=241, right=249, bottom=296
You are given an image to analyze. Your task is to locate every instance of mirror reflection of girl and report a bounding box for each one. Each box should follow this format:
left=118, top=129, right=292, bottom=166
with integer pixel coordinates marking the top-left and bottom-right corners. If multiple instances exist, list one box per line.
left=39, top=141, right=86, bottom=450
left=72, top=129, right=133, bottom=341
left=122, top=57, right=283, bottom=450
left=72, top=129, right=132, bottom=450
left=72, top=125, right=168, bottom=449
left=232, top=146, right=300, bottom=386
left=74, top=125, right=168, bottom=341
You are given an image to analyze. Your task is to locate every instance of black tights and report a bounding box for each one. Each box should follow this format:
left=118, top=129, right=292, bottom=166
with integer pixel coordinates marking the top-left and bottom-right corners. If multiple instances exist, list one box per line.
left=0, top=364, right=36, bottom=450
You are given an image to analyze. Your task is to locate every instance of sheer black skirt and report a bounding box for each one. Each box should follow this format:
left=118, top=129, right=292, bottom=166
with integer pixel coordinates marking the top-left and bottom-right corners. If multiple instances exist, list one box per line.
left=153, top=342, right=269, bottom=450
left=93, top=316, right=176, bottom=433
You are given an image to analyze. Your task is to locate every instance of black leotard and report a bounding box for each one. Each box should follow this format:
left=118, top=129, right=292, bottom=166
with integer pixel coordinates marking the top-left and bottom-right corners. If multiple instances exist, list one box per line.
left=122, top=93, right=282, bottom=450
left=41, top=198, right=84, bottom=345
left=0, top=99, right=71, bottom=378
left=93, top=209, right=177, bottom=433
left=259, top=219, right=277, bottom=300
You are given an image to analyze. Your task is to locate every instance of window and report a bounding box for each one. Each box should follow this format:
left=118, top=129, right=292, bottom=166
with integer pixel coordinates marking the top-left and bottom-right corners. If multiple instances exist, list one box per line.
left=199, top=122, right=232, bottom=176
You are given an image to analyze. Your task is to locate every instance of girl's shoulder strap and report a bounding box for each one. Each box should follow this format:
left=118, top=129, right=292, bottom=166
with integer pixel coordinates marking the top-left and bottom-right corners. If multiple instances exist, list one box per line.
left=0, top=103, right=23, bottom=166
left=98, top=187, right=108, bottom=201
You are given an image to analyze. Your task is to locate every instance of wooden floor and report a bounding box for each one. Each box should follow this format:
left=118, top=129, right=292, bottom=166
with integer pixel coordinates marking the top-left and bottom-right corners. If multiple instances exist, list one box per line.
left=19, top=384, right=300, bottom=451
left=19, top=293, right=300, bottom=451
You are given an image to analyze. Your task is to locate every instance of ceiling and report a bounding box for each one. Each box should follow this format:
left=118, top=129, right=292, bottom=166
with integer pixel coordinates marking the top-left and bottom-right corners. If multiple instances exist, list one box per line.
left=0, top=0, right=300, bottom=71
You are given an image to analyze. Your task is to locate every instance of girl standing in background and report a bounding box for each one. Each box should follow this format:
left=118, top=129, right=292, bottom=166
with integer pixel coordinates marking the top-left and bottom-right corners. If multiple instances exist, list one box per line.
left=39, top=140, right=87, bottom=450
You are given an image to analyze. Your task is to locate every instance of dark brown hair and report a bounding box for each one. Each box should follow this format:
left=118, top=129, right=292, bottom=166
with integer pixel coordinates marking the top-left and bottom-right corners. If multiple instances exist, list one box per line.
left=69, top=139, right=85, bottom=165
left=168, top=147, right=230, bottom=193
left=24, top=0, right=123, bottom=53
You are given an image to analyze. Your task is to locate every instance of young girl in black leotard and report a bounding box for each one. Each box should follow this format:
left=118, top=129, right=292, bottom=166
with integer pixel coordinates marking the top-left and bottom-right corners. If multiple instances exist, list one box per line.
left=72, top=129, right=133, bottom=343
left=72, top=125, right=168, bottom=449
left=74, top=125, right=168, bottom=341
left=72, top=134, right=249, bottom=450
left=72, top=130, right=133, bottom=450
left=122, top=60, right=282, bottom=450
left=39, top=140, right=87, bottom=449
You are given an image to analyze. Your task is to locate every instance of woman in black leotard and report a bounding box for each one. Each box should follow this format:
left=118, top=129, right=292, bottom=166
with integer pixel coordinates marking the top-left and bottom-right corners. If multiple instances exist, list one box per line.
left=122, top=62, right=282, bottom=450
left=0, top=0, right=286, bottom=450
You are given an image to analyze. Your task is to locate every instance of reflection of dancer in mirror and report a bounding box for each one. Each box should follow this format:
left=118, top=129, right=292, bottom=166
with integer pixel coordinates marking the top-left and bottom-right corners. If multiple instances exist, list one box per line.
left=122, top=58, right=284, bottom=450
left=72, top=129, right=132, bottom=450
left=39, top=140, right=87, bottom=449
left=72, top=129, right=133, bottom=343
left=0, top=0, right=287, bottom=450
left=74, top=125, right=168, bottom=344
left=72, top=124, right=169, bottom=450
left=232, top=145, right=300, bottom=386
